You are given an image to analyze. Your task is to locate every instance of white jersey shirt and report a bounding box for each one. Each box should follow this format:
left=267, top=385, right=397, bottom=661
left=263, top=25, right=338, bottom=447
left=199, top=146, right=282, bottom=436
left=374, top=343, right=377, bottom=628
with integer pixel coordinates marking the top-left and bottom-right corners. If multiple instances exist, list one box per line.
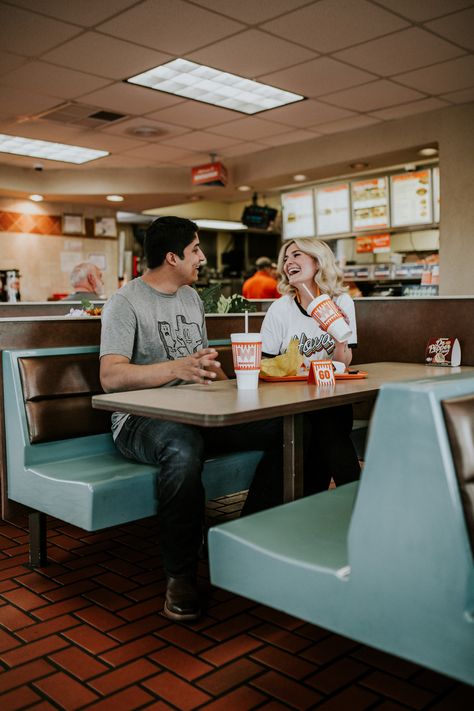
left=261, top=293, right=357, bottom=367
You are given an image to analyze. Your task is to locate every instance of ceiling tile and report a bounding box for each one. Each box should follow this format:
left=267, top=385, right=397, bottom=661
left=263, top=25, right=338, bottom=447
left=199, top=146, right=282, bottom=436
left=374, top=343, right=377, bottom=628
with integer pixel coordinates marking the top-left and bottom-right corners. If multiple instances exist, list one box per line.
left=97, top=0, right=244, bottom=54
left=394, top=55, right=474, bottom=94
left=0, top=5, right=81, bottom=55
left=146, top=102, right=239, bottom=129
left=0, top=86, right=60, bottom=119
left=161, top=131, right=241, bottom=152
left=217, top=142, right=268, bottom=157
left=261, top=57, right=375, bottom=98
left=0, top=61, right=110, bottom=100
left=5, top=0, right=135, bottom=25
left=100, top=116, right=190, bottom=139
left=261, top=0, right=408, bottom=52
left=374, top=0, right=473, bottom=23
left=334, top=27, right=464, bottom=76
left=262, top=99, right=354, bottom=128
left=258, top=129, right=322, bottom=147
left=323, top=80, right=424, bottom=111
left=89, top=153, right=161, bottom=168
left=43, top=33, right=172, bottom=80
left=0, top=120, right=87, bottom=142
left=0, top=51, right=29, bottom=76
left=314, top=115, right=381, bottom=134
left=207, top=117, right=290, bottom=140
left=369, top=97, right=449, bottom=120
left=188, top=29, right=317, bottom=77
left=440, top=85, right=474, bottom=104
left=191, top=0, right=310, bottom=24
left=426, top=7, right=474, bottom=51
left=79, top=82, right=183, bottom=115
left=172, top=152, right=212, bottom=166
left=121, top=144, right=197, bottom=162
left=65, top=133, right=143, bottom=152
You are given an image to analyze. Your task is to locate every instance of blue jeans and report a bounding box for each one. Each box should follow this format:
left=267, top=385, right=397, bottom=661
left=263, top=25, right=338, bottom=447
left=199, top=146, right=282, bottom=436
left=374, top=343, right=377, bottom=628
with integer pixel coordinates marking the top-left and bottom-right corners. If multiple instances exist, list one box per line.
left=114, top=416, right=283, bottom=577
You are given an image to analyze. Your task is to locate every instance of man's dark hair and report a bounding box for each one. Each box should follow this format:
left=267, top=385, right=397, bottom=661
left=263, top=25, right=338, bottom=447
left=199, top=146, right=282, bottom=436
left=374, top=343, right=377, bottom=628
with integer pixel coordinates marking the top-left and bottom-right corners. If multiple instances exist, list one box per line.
left=144, top=216, right=198, bottom=269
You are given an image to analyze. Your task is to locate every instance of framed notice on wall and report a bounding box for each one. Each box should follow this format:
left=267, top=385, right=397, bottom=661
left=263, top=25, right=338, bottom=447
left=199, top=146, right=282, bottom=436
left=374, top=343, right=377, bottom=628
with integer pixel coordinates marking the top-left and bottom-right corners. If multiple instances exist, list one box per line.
left=315, top=182, right=350, bottom=236
left=62, top=213, right=85, bottom=235
left=94, top=216, right=117, bottom=238
left=351, top=177, right=389, bottom=231
left=281, top=190, right=315, bottom=240
left=391, top=170, right=432, bottom=227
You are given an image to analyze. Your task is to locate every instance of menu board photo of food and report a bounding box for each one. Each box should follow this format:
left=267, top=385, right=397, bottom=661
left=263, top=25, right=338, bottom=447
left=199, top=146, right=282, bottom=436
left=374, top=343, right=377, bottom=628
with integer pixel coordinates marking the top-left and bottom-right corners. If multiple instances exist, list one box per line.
left=391, top=170, right=433, bottom=227
left=281, top=190, right=316, bottom=240
left=315, top=183, right=351, bottom=236
left=351, top=177, right=389, bottom=230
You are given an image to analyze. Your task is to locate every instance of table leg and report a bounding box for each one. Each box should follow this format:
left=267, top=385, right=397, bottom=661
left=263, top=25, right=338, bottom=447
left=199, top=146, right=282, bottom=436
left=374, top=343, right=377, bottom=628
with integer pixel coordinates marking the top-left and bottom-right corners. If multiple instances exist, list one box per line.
left=283, top=413, right=304, bottom=502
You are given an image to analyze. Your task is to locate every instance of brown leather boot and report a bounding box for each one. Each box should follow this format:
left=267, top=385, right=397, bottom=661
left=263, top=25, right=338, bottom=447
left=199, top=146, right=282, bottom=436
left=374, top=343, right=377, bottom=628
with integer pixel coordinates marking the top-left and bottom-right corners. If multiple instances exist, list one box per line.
left=163, top=576, right=200, bottom=622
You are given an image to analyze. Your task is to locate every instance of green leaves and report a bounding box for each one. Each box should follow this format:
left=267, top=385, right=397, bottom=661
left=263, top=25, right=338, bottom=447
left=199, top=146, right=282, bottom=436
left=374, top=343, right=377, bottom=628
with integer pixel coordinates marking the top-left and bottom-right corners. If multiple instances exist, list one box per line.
left=196, top=284, right=256, bottom=314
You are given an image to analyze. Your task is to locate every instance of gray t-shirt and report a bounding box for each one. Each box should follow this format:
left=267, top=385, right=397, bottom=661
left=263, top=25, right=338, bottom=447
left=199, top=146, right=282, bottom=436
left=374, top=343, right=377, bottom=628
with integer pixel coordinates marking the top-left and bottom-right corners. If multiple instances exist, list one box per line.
left=100, top=277, right=208, bottom=437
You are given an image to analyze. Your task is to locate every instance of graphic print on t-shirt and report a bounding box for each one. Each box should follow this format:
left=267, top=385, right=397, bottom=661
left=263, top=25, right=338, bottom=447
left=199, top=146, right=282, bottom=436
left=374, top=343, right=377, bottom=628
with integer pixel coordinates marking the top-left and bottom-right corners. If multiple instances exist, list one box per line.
left=297, top=331, right=335, bottom=358
left=158, top=314, right=203, bottom=359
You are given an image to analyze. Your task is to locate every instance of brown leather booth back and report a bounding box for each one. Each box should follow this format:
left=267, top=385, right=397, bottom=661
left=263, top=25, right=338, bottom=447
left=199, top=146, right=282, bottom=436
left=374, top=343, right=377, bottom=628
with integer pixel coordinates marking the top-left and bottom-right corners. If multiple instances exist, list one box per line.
left=18, top=353, right=111, bottom=444
left=442, top=395, right=474, bottom=555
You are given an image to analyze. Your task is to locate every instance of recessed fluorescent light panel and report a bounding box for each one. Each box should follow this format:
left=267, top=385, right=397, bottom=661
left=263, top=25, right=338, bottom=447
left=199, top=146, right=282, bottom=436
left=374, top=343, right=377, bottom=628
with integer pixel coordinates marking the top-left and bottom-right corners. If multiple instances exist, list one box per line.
left=127, top=59, right=305, bottom=115
left=0, top=134, right=109, bottom=164
left=195, top=219, right=247, bottom=231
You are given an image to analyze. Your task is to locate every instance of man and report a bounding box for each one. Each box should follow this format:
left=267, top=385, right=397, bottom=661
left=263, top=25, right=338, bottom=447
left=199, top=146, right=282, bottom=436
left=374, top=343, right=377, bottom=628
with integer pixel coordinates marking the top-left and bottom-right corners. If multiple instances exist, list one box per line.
left=242, top=256, right=280, bottom=299
left=100, top=217, right=282, bottom=623
left=62, top=262, right=104, bottom=301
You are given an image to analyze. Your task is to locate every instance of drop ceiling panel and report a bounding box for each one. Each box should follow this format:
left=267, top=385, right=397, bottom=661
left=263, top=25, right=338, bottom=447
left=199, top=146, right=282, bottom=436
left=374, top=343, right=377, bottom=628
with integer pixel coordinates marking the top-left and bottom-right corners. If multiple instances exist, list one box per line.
left=262, top=99, right=354, bottom=128
left=258, top=128, right=321, bottom=147
left=261, top=57, right=375, bottom=98
left=188, top=29, right=317, bottom=77
left=147, top=102, right=240, bottom=130
left=323, top=79, right=424, bottom=111
left=0, top=61, right=110, bottom=100
left=0, top=51, right=28, bottom=76
left=440, top=86, right=474, bottom=104
left=314, top=115, right=381, bottom=134
left=43, top=33, right=172, bottom=81
left=216, top=141, right=268, bottom=157
left=161, top=131, right=241, bottom=152
left=80, top=83, right=183, bottom=115
left=261, top=0, right=409, bottom=53
left=6, top=0, right=136, bottom=25
left=66, top=133, right=143, bottom=152
left=0, top=5, right=80, bottom=55
left=369, top=97, right=449, bottom=120
left=374, top=0, right=473, bottom=23
left=207, top=117, right=290, bottom=141
left=192, top=0, right=310, bottom=24
left=100, top=116, right=190, bottom=139
left=0, top=86, right=60, bottom=118
left=97, top=0, right=244, bottom=55
left=426, top=8, right=474, bottom=51
left=394, top=55, right=474, bottom=93
left=334, top=27, right=465, bottom=75
left=121, top=144, right=197, bottom=162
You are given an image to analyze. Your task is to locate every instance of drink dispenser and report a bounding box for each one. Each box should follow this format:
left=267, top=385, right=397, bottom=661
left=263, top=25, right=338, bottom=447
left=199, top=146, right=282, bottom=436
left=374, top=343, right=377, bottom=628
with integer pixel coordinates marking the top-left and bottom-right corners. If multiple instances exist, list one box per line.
left=0, top=269, right=21, bottom=302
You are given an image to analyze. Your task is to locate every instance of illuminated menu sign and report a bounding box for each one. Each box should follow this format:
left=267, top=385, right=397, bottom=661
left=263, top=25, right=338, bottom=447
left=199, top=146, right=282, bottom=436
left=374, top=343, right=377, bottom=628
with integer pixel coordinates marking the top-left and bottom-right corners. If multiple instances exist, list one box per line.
left=281, top=190, right=315, bottom=240
left=391, top=170, right=432, bottom=227
left=432, top=167, right=440, bottom=224
left=315, top=183, right=350, bottom=236
left=351, top=177, right=389, bottom=230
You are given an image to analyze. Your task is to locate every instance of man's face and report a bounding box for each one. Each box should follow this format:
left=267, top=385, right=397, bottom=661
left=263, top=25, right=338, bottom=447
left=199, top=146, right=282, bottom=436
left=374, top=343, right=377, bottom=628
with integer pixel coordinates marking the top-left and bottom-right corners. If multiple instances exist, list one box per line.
left=177, top=234, right=205, bottom=284
left=91, top=267, right=104, bottom=294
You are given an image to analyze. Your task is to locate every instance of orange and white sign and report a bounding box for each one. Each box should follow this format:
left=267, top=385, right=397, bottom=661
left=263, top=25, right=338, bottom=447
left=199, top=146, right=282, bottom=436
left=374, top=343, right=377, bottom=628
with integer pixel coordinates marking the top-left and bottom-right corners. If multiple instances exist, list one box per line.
left=308, top=359, right=335, bottom=386
left=372, top=233, right=391, bottom=253
left=191, top=161, right=228, bottom=186
left=231, top=341, right=262, bottom=370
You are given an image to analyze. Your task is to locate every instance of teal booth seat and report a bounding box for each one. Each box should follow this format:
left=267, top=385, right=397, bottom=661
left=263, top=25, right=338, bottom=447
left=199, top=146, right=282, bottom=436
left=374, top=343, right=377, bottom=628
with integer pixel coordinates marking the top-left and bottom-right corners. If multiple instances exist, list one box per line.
left=209, top=372, right=474, bottom=686
left=2, top=347, right=263, bottom=559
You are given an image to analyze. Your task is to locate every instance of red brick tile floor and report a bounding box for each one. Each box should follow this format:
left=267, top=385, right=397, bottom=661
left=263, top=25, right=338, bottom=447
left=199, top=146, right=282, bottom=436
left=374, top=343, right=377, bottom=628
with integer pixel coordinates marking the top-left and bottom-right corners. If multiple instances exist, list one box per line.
left=1, top=493, right=473, bottom=710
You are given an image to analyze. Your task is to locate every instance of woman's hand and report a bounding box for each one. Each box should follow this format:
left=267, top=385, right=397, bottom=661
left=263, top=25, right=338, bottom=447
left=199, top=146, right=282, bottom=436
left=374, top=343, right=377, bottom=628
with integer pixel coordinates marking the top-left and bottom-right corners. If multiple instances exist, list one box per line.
left=333, top=340, right=352, bottom=367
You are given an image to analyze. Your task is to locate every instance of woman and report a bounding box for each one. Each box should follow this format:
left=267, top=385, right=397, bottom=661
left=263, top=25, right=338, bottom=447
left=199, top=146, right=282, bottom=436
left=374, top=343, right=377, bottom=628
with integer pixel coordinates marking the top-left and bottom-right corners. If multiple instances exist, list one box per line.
left=261, top=238, right=360, bottom=493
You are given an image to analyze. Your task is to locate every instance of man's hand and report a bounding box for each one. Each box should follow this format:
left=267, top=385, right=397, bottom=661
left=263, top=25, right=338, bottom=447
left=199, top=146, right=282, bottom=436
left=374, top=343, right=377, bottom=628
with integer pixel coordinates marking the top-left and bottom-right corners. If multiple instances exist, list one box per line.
left=172, top=348, right=221, bottom=384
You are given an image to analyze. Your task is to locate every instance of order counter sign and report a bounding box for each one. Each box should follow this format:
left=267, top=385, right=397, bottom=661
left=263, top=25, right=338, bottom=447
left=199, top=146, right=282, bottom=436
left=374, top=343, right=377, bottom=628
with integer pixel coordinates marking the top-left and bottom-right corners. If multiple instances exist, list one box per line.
left=308, top=360, right=335, bottom=386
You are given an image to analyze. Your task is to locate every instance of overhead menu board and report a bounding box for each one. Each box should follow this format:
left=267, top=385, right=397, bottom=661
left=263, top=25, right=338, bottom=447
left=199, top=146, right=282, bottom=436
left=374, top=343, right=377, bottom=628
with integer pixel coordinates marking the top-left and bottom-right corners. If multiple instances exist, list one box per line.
left=432, top=166, right=440, bottom=224
left=315, top=182, right=350, bottom=236
left=281, top=190, right=315, bottom=240
left=391, top=170, right=432, bottom=227
left=351, top=177, right=389, bottom=230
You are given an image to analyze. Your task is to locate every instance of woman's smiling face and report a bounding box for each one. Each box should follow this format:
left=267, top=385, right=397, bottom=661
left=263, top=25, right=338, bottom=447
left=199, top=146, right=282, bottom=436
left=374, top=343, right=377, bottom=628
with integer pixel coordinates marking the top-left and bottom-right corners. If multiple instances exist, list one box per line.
left=283, top=243, right=318, bottom=286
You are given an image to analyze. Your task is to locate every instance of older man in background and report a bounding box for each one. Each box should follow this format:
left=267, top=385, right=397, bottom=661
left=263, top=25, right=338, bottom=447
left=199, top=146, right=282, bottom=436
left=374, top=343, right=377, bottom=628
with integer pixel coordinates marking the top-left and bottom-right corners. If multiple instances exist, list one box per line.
left=62, top=262, right=104, bottom=301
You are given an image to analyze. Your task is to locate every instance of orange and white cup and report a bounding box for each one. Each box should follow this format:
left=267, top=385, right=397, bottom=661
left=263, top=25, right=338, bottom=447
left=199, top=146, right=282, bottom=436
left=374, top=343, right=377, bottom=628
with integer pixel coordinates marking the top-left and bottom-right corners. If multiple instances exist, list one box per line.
left=306, top=295, right=352, bottom=342
left=231, top=333, right=262, bottom=389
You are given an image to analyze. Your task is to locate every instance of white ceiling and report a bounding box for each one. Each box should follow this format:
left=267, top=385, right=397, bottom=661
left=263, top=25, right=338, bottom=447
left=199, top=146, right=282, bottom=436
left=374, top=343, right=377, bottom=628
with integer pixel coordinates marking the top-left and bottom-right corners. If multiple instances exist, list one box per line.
left=0, top=0, right=473, bottom=210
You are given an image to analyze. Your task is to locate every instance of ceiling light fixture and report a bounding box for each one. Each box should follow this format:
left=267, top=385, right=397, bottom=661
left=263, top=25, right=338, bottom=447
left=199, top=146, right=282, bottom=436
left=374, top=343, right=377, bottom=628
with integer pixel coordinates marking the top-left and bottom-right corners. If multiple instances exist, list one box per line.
left=293, top=174, right=307, bottom=182
left=418, top=147, right=438, bottom=157
left=195, top=219, right=247, bottom=231
left=106, top=195, right=124, bottom=202
left=238, top=185, right=252, bottom=192
left=127, top=59, right=305, bottom=115
left=349, top=162, right=369, bottom=170
left=0, top=133, right=109, bottom=164
left=29, top=194, right=44, bottom=202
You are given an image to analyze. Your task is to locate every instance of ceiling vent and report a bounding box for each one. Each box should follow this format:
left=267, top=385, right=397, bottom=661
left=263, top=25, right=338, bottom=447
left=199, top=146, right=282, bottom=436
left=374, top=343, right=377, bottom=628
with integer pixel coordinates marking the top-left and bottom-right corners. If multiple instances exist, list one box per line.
left=35, top=102, right=127, bottom=128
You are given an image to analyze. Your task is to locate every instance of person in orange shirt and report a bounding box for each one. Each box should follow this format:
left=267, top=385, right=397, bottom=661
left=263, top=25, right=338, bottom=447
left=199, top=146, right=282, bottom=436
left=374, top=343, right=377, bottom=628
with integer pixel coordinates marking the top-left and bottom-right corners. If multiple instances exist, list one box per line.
left=242, top=256, right=280, bottom=299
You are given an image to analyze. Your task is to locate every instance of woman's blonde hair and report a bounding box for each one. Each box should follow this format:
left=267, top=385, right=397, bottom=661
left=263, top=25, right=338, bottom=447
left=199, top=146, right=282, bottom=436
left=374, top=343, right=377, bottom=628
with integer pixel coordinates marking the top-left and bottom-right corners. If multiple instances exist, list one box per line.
left=277, top=238, right=347, bottom=298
